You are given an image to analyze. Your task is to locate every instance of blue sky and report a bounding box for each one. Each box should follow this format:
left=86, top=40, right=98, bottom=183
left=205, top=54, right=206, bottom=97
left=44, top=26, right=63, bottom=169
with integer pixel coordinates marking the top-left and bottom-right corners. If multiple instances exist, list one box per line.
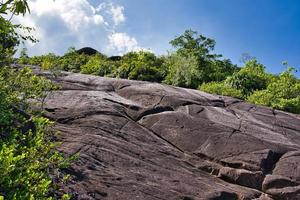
left=18, top=0, right=300, bottom=76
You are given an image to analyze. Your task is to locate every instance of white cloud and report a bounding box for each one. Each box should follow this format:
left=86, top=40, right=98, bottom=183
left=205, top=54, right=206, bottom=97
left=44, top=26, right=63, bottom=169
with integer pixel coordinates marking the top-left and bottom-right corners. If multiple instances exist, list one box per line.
left=27, top=0, right=105, bottom=32
left=13, top=0, right=143, bottom=56
left=110, top=5, right=125, bottom=25
left=95, top=2, right=125, bottom=26
left=108, top=32, right=141, bottom=54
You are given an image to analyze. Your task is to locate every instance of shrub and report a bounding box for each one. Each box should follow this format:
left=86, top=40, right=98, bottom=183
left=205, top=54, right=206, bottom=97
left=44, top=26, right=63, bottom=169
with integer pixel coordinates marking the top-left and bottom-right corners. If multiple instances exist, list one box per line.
left=18, top=47, right=30, bottom=64
left=59, top=47, right=90, bottom=72
left=199, top=81, right=243, bottom=99
left=225, top=59, right=272, bottom=96
left=1, top=1, right=72, bottom=198
left=208, top=59, right=238, bottom=82
left=163, top=53, right=200, bottom=88
left=80, top=54, right=108, bottom=75
left=247, top=68, right=300, bottom=114
left=0, top=67, right=70, bottom=199
left=40, top=53, right=59, bottom=70
left=116, top=51, right=165, bottom=82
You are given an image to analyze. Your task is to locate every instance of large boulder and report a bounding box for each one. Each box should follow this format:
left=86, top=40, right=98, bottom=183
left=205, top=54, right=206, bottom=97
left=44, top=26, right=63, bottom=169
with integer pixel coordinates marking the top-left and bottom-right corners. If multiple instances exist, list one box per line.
left=76, top=47, right=99, bottom=56
left=37, top=71, right=300, bottom=200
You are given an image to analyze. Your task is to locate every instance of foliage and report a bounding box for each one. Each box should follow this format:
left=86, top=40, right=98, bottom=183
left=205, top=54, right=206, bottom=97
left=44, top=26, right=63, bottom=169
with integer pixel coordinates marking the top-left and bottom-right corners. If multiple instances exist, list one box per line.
left=58, top=47, right=90, bottom=72
left=13, top=27, right=300, bottom=114
left=170, top=29, right=219, bottom=61
left=0, top=0, right=30, bottom=16
left=40, top=53, right=59, bottom=70
left=199, top=81, right=243, bottom=99
left=168, top=29, right=237, bottom=85
left=18, top=47, right=30, bottom=64
left=80, top=54, right=111, bottom=75
left=247, top=67, right=300, bottom=113
left=0, top=16, right=19, bottom=65
left=225, top=59, right=272, bottom=96
left=0, top=1, right=72, bottom=199
left=163, top=52, right=200, bottom=88
left=116, top=51, right=165, bottom=82
left=208, top=59, right=238, bottom=82
left=0, top=67, right=70, bottom=199
left=0, top=0, right=36, bottom=66
left=17, top=47, right=90, bottom=73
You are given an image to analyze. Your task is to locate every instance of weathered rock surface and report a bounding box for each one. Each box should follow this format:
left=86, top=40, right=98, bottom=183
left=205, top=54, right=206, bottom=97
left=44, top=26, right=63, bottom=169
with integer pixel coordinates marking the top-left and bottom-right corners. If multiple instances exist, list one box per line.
left=76, top=47, right=99, bottom=55
left=38, top=71, right=300, bottom=200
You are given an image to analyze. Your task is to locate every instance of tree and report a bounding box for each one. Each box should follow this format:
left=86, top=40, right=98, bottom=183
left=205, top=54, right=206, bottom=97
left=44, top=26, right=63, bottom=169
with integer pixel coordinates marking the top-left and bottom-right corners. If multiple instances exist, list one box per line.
left=163, top=52, right=200, bottom=88
left=199, top=81, right=243, bottom=99
left=59, top=47, right=91, bottom=72
left=80, top=53, right=110, bottom=75
left=208, top=59, right=238, bottom=82
left=0, top=1, right=71, bottom=199
left=225, top=59, right=272, bottom=96
left=0, top=0, right=35, bottom=66
left=170, top=29, right=220, bottom=61
left=247, top=67, right=300, bottom=114
left=117, top=51, right=165, bottom=82
left=167, top=29, right=237, bottom=86
left=18, top=46, right=29, bottom=64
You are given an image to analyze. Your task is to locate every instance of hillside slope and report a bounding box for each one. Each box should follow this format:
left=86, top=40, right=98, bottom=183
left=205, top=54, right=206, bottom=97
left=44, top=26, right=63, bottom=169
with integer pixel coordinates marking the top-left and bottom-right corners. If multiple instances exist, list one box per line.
left=39, top=71, right=300, bottom=200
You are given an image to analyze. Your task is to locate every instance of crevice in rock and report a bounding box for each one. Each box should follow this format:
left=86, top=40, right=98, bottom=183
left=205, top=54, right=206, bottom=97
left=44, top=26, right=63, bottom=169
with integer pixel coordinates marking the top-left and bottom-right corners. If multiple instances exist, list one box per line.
left=209, top=99, right=226, bottom=107
left=177, top=99, right=225, bottom=108
left=103, top=98, right=141, bottom=111
left=57, top=79, right=115, bottom=92
left=55, top=111, right=127, bottom=124
left=193, top=152, right=280, bottom=192
left=136, top=106, right=174, bottom=121
left=116, top=84, right=131, bottom=90
left=224, top=99, right=243, bottom=107
left=227, top=129, right=241, bottom=141
left=272, top=109, right=300, bottom=134
left=137, top=122, right=185, bottom=154
left=261, top=151, right=284, bottom=175
left=226, top=108, right=240, bottom=119
left=154, top=95, right=166, bottom=107
left=45, top=107, right=57, bottom=112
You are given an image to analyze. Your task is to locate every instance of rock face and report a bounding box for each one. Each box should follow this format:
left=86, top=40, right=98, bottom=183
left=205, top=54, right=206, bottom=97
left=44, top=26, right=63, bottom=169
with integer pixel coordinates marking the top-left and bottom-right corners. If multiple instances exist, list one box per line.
left=76, top=47, right=99, bottom=55
left=39, top=71, right=300, bottom=200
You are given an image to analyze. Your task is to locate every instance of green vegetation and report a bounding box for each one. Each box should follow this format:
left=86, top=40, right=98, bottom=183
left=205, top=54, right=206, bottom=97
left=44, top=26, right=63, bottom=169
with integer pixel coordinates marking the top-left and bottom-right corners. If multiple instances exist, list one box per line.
left=15, top=28, right=299, bottom=114
left=0, top=67, right=70, bottom=200
left=247, top=67, right=300, bottom=113
left=1, top=1, right=72, bottom=199
left=80, top=53, right=112, bottom=75
left=225, top=59, right=273, bottom=96
left=200, top=82, right=243, bottom=99
left=4, top=0, right=297, bottom=198
left=116, top=51, right=165, bottom=82
left=164, top=30, right=237, bottom=88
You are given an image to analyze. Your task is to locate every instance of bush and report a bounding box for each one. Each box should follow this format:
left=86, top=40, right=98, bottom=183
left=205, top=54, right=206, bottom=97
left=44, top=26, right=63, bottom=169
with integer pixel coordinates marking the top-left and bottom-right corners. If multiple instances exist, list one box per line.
left=59, top=47, right=90, bottom=72
left=163, top=53, right=200, bottom=88
left=1, top=2, right=72, bottom=198
left=80, top=54, right=109, bottom=75
left=226, top=59, right=272, bottom=96
left=208, top=59, right=238, bottom=82
left=199, top=81, right=243, bottom=99
left=40, top=53, right=59, bottom=70
left=0, top=67, right=70, bottom=199
left=18, top=47, right=30, bottom=64
left=247, top=68, right=300, bottom=114
left=116, top=51, right=165, bottom=82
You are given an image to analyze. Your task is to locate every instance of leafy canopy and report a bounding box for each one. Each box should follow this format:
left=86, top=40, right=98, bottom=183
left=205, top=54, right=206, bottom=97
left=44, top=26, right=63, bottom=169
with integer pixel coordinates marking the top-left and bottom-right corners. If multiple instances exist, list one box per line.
left=0, top=1, right=72, bottom=199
